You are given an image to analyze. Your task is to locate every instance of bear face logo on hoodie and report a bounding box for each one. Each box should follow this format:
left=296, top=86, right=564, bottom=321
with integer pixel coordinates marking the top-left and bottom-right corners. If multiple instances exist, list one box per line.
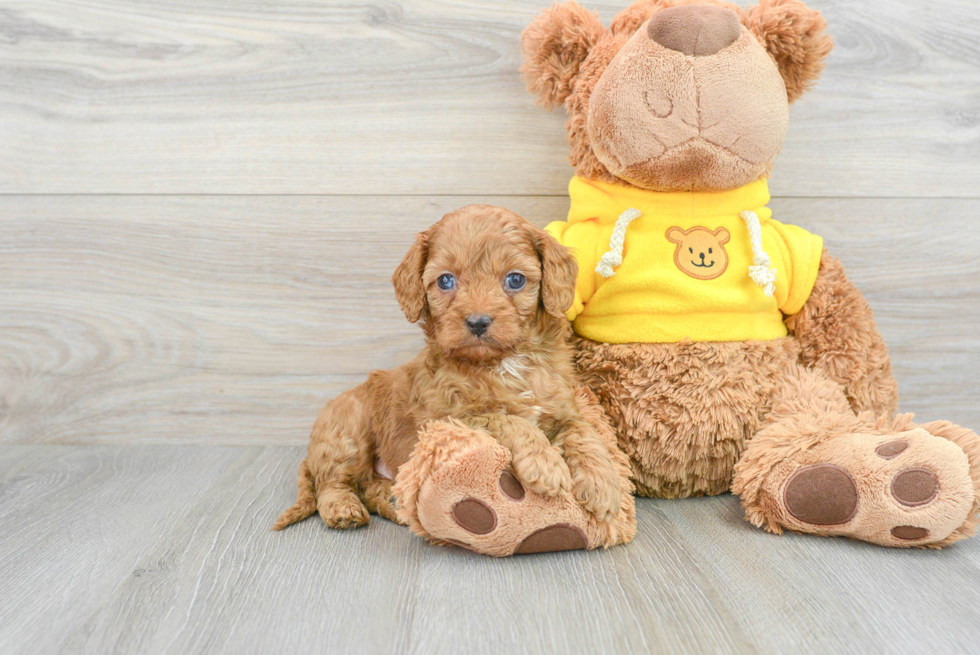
left=665, top=226, right=730, bottom=280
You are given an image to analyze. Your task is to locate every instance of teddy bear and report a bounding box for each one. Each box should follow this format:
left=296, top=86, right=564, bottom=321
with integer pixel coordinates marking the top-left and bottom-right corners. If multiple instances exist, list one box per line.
left=512, top=0, right=980, bottom=548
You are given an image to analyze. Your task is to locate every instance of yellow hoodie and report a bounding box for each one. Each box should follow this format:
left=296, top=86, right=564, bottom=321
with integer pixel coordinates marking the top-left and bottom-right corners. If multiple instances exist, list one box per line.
left=545, top=176, right=823, bottom=344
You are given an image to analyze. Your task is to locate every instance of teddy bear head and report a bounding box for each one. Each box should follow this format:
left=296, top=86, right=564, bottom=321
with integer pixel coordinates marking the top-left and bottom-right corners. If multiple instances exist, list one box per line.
left=521, top=0, right=833, bottom=191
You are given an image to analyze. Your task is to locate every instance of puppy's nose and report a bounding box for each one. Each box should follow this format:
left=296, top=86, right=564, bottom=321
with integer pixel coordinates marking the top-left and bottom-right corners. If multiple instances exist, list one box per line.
left=647, top=5, right=741, bottom=57
left=465, top=314, right=493, bottom=337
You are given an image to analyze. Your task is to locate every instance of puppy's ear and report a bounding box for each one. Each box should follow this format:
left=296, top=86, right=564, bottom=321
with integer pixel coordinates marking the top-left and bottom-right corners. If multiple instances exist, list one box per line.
left=392, top=231, right=429, bottom=323
left=521, top=1, right=607, bottom=109
left=534, top=228, right=579, bottom=318
left=741, top=0, right=834, bottom=103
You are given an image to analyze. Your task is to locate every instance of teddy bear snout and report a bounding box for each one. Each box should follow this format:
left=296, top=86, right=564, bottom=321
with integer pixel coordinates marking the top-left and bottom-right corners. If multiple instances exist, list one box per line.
left=646, top=4, right=742, bottom=57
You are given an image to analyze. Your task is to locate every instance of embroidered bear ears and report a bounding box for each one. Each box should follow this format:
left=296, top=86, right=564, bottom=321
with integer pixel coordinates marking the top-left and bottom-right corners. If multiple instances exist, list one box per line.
left=521, top=0, right=834, bottom=108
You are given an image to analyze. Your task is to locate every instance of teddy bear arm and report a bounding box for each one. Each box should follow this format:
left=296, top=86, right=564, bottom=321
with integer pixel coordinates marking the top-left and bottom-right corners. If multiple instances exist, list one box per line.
left=785, top=248, right=899, bottom=418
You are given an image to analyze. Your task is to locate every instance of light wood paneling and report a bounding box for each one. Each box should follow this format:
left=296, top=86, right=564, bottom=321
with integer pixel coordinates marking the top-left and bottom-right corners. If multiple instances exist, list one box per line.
left=1, top=445, right=978, bottom=654
left=1, top=195, right=977, bottom=445
left=1, top=0, right=978, bottom=196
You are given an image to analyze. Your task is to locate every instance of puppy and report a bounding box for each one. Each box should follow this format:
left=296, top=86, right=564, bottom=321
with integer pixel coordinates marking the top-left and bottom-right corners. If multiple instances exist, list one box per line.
left=273, top=205, right=622, bottom=532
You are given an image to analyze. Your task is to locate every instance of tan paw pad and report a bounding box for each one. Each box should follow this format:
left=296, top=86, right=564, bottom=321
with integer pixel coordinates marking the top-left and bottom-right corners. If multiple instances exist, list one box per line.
left=890, top=468, right=939, bottom=507
left=515, top=524, right=588, bottom=554
left=891, top=526, right=929, bottom=541
left=499, top=470, right=525, bottom=501
left=784, top=464, right=858, bottom=526
left=875, top=439, right=908, bottom=459
left=451, top=498, right=497, bottom=534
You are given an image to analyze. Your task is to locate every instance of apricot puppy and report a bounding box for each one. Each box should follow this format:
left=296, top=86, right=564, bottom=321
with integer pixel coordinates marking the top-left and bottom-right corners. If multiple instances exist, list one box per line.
left=273, top=205, right=622, bottom=533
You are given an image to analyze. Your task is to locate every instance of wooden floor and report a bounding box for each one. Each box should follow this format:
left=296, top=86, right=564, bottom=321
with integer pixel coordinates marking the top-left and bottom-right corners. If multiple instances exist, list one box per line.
left=2, top=1, right=979, bottom=653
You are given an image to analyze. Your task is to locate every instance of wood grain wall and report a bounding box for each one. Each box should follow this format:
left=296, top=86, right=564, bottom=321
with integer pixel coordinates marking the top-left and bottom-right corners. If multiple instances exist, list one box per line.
left=1, top=0, right=978, bottom=445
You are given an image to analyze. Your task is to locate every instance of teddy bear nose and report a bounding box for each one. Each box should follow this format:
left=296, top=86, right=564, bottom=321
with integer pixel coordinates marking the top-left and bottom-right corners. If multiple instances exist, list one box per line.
left=646, top=5, right=742, bottom=57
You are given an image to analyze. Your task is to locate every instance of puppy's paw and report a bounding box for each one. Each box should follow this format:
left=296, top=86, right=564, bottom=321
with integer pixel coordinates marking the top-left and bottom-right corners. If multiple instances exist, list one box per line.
left=376, top=496, right=406, bottom=525
left=318, top=495, right=370, bottom=530
left=571, top=464, right=622, bottom=524
left=513, top=447, right=573, bottom=498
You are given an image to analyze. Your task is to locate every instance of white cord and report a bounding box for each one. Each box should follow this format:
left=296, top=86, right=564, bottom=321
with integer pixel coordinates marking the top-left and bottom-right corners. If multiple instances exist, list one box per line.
left=595, top=208, right=641, bottom=278
left=741, top=210, right=777, bottom=297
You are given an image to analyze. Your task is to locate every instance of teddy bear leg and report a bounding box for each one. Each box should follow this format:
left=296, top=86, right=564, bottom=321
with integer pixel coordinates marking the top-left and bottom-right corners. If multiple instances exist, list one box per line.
left=392, top=390, right=636, bottom=557
left=732, top=365, right=980, bottom=548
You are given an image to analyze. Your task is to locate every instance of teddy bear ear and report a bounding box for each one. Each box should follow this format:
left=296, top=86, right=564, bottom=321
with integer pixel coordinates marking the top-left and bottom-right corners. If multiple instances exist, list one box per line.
left=665, top=227, right=686, bottom=244
left=521, top=1, right=607, bottom=109
left=740, top=0, right=834, bottom=103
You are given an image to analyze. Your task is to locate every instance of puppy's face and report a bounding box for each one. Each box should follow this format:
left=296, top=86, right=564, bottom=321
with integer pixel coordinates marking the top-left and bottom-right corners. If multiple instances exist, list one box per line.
left=392, top=205, right=577, bottom=362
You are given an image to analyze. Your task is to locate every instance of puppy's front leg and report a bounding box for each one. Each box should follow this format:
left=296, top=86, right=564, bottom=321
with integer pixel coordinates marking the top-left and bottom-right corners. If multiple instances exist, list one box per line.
left=464, top=415, right=572, bottom=498
left=553, top=421, right=622, bottom=523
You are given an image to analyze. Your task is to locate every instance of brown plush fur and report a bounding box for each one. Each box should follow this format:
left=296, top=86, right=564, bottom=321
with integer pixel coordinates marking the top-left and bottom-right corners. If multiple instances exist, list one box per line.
left=521, top=0, right=980, bottom=548
left=521, top=0, right=832, bottom=191
left=273, top=205, right=623, bottom=532
left=521, top=0, right=607, bottom=110
left=741, top=0, right=834, bottom=103
left=574, top=335, right=800, bottom=498
left=786, top=249, right=899, bottom=417
left=916, top=419, right=980, bottom=547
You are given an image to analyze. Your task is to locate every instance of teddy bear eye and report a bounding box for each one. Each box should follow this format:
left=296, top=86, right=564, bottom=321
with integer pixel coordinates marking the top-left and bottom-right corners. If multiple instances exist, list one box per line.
left=709, top=248, right=713, bottom=254
left=689, top=247, right=693, bottom=253
left=437, top=273, right=456, bottom=291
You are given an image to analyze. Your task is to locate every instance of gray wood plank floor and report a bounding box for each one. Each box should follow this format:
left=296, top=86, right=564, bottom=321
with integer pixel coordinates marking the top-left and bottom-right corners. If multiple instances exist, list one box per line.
left=2, top=0, right=979, bottom=653
left=2, top=445, right=979, bottom=655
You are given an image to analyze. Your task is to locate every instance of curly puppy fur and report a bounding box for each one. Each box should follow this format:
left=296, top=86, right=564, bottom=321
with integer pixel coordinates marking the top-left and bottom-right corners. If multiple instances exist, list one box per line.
left=273, top=205, right=624, bottom=531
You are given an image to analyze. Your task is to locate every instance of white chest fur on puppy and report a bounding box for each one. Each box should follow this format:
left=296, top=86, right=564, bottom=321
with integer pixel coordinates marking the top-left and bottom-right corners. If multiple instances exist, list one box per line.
left=496, top=354, right=544, bottom=424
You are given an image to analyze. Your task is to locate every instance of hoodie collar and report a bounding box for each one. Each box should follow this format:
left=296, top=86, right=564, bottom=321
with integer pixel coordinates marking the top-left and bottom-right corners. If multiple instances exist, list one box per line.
left=567, top=176, right=771, bottom=224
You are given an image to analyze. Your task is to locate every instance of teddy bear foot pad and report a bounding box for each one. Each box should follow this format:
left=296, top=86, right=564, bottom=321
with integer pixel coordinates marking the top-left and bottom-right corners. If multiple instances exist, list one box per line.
left=448, top=476, right=589, bottom=554
left=394, top=420, right=622, bottom=557
left=415, top=434, right=598, bottom=556
left=772, top=427, right=974, bottom=547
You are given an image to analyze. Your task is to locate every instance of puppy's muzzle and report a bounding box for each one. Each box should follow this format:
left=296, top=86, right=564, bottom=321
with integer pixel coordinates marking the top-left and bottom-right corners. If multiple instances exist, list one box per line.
left=465, top=314, right=493, bottom=337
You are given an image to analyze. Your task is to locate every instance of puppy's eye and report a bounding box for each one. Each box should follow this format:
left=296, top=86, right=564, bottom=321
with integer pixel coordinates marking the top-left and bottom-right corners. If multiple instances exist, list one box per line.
left=504, top=272, right=526, bottom=291
left=436, top=273, right=456, bottom=291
